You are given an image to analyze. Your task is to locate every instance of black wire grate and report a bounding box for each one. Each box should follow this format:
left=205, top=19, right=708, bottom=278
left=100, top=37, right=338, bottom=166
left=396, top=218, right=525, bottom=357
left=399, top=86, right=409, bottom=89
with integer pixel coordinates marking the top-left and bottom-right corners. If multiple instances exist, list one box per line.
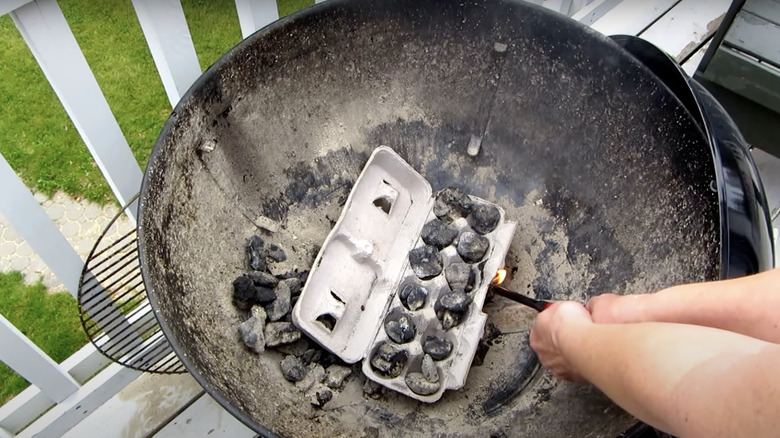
left=78, top=195, right=186, bottom=374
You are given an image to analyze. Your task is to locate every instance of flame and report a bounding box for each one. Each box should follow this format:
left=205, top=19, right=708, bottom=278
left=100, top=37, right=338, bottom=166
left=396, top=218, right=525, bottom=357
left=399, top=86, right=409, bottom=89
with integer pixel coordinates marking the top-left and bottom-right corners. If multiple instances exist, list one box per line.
left=492, top=268, right=507, bottom=285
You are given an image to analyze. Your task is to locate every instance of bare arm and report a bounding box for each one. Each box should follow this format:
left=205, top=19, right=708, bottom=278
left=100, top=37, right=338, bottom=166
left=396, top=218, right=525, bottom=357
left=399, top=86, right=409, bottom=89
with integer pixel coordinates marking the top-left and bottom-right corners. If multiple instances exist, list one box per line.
left=588, top=268, right=780, bottom=343
left=531, top=302, right=780, bottom=437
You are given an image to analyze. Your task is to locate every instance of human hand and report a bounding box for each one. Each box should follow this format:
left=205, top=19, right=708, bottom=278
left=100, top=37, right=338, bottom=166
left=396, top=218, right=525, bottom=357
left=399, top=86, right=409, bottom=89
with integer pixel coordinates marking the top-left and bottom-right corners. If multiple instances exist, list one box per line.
left=587, top=293, right=644, bottom=324
left=529, top=301, right=593, bottom=382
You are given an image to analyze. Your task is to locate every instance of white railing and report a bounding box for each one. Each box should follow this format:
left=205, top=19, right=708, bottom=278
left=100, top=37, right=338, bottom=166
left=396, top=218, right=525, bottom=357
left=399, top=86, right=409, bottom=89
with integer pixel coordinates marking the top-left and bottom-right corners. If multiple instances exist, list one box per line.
left=0, top=0, right=724, bottom=436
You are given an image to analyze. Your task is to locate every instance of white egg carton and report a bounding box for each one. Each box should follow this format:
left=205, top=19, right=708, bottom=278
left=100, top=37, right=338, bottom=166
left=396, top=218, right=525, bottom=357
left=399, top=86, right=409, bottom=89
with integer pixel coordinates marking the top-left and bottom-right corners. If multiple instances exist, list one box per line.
left=292, top=146, right=516, bottom=402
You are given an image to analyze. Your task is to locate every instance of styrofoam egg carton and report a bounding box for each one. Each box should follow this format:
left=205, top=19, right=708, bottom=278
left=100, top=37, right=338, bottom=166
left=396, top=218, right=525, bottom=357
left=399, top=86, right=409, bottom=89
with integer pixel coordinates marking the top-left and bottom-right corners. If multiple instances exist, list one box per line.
left=292, top=146, right=516, bottom=402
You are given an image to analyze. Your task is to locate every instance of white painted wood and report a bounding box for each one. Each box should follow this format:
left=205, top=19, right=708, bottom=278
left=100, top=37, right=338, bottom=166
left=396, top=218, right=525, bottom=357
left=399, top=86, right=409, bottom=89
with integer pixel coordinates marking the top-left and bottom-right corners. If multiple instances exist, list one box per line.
left=542, top=0, right=573, bottom=15
left=234, top=0, right=279, bottom=40
left=62, top=373, right=204, bottom=438
left=0, top=426, right=12, bottom=438
left=0, top=315, right=80, bottom=403
left=130, top=0, right=202, bottom=107
left=0, top=344, right=109, bottom=434
left=571, top=0, right=623, bottom=26
left=153, top=394, right=255, bottom=438
left=0, top=153, right=83, bottom=296
left=569, top=0, right=589, bottom=17
left=315, top=0, right=327, bottom=3
left=16, top=363, right=141, bottom=438
left=0, top=0, right=33, bottom=16
left=590, top=0, right=678, bottom=36
left=639, top=0, right=729, bottom=62
left=682, top=40, right=712, bottom=76
left=10, top=0, right=143, bottom=223
left=0, top=385, right=54, bottom=435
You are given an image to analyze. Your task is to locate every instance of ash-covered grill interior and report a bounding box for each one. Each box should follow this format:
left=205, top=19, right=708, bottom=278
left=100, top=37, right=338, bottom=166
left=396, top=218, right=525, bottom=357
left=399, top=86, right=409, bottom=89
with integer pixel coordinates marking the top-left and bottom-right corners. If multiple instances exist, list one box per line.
left=138, top=0, right=720, bottom=436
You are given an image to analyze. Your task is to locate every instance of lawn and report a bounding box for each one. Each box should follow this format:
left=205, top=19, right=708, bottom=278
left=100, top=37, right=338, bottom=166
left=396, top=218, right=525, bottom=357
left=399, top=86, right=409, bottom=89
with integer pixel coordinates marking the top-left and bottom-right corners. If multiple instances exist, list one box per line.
left=0, top=0, right=313, bottom=404
left=0, top=272, right=89, bottom=405
left=0, top=0, right=313, bottom=204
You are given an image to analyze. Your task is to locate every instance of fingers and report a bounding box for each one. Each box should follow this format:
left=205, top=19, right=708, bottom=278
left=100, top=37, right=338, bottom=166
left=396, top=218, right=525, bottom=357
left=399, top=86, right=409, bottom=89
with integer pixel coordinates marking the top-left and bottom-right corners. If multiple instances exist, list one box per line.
left=530, top=301, right=592, bottom=382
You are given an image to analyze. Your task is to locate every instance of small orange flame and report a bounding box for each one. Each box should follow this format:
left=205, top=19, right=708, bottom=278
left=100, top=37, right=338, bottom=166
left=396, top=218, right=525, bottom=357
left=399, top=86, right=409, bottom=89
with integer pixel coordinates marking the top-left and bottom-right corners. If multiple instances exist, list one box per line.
left=492, top=268, right=507, bottom=285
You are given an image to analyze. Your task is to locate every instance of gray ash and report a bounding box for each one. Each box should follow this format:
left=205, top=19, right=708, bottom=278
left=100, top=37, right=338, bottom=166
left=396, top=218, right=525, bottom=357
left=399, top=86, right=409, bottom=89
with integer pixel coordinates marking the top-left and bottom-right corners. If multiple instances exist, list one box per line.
left=421, top=354, right=439, bottom=383
left=399, top=283, right=428, bottom=311
left=405, top=372, right=440, bottom=396
left=470, top=204, right=501, bottom=235
left=440, top=310, right=461, bottom=330
left=457, top=231, right=490, bottom=263
left=384, top=314, right=415, bottom=344
left=409, top=245, right=443, bottom=280
left=444, top=263, right=477, bottom=292
left=264, top=322, right=302, bottom=347
left=423, top=336, right=453, bottom=360
left=421, top=218, right=458, bottom=249
left=433, top=187, right=474, bottom=223
left=370, top=342, right=408, bottom=378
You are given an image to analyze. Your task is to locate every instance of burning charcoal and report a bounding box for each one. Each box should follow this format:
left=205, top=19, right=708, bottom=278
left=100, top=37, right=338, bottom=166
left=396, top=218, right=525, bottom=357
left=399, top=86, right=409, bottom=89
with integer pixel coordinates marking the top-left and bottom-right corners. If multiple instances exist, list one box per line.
left=325, top=364, right=352, bottom=389
left=237, top=312, right=266, bottom=353
left=363, top=379, right=383, bottom=399
left=403, top=284, right=428, bottom=311
left=370, top=342, right=408, bottom=378
left=247, top=271, right=279, bottom=288
left=308, top=386, right=333, bottom=408
left=280, top=355, right=307, bottom=382
left=470, top=204, right=501, bottom=235
left=264, top=322, right=301, bottom=347
left=457, top=231, right=490, bottom=263
left=409, top=245, right=443, bottom=280
left=296, top=363, right=326, bottom=392
left=441, top=310, right=461, bottom=330
left=444, top=263, right=478, bottom=292
left=433, top=187, right=474, bottom=223
left=421, top=218, right=458, bottom=249
left=384, top=315, right=415, bottom=344
left=421, top=354, right=439, bottom=383
left=302, top=348, right=322, bottom=365
left=423, top=336, right=453, bottom=360
left=266, top=278, right=292, bottom=321
left=405, top=372, right=440, bottom=396
left=438, top=290, right=472, bottom=313
left=247, top=235, right=267, bottom=271
left=267, top=243, right=287, bottom=262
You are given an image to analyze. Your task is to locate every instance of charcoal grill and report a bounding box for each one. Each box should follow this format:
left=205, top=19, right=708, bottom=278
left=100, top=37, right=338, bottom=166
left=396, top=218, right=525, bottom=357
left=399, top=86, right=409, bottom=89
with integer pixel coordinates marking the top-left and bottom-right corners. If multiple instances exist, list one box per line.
left=135, top=0, right=773, bottom=436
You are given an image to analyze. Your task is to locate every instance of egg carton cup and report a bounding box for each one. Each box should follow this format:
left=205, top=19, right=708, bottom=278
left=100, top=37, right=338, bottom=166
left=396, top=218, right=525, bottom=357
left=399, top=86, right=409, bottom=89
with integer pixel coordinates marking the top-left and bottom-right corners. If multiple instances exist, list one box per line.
left=292, top=146, right=516, bottom=402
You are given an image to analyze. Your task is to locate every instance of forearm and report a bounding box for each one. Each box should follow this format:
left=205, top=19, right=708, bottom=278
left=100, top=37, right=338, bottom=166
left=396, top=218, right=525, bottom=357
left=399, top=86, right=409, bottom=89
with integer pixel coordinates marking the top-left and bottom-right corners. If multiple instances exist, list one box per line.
left=616, top=268, right=780, bottom=343
left=560, top=321, right=780, bottom=437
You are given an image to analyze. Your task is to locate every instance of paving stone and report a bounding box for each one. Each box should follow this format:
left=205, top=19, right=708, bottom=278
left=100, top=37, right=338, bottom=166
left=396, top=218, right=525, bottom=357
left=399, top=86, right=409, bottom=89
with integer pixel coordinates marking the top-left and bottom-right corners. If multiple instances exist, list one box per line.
left=84, top=204, right=102, bottom=220
left=16, top=242, right=33, bottom=257
left=2, top=226, right=19, bottom=241
left=65, top=203, right=82, bottom=221
left=61, top=221, right=80, bottom=238
left=0, top=242, right=15, bottom=257
left=11, top=257, right=29, bottom=271
left=47, top=204, right=65, bottom=221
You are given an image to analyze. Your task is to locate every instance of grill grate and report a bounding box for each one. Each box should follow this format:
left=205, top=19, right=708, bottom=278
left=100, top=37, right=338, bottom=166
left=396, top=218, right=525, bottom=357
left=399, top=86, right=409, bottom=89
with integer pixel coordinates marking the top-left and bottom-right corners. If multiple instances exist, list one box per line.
left=78, top=195, right=186, bottom=374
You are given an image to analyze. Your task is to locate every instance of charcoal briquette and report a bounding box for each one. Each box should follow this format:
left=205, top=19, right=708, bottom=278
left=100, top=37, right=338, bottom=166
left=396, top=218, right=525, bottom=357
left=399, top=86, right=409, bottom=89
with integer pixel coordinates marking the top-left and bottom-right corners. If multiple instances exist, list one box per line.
left=370, top=342, right=408, bottom=378
left=267, top=244, right=287, bottom=262
left=255, top=286, right=277, bottom=305
left=363, top=379, right=383, bottom=398
left=409, top=245, right=443, bottom=280
left=237, top=314, right=265, bottom=353
left=400, top=283, right=427, bottom=311
left=421, top=218, right=458, bottom=249
left=264, top=322, right=301, bottom=347
left=441, top=310, right=461, bottom=330
left=421, top=354, right=439, bottom=383
left=232, top=275, right=255, bottom=310
left=247, top=271, right=279, bottom=288
left=280, top=355, right=307, bottom=382
left=423, top=336, right=453, bottom=360
left=385, top=315, right=415, bottom=344
left=470, top=204, right=501, bottom=235
left=266, top=278, right=292, bottom=321
left=405, top=372, right=440, bottom=396
left=301, top=348, right=322, bottom=365
left=457, top=231, right=490, bottom=263
left=444, top=263, right=477, bottom=292
left=438, top=290, right=472, bottom=313
left=433, top=187, right=474, bottom=223
left=247, top=235, right=266, bottom=271
left=312, top=387, right=333, bottom=407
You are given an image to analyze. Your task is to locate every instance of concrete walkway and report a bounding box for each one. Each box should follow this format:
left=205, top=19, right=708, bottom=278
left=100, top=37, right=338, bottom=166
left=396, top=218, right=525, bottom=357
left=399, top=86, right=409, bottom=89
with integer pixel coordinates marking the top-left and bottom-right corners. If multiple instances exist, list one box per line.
left=0, top=191, right=134, bottom=292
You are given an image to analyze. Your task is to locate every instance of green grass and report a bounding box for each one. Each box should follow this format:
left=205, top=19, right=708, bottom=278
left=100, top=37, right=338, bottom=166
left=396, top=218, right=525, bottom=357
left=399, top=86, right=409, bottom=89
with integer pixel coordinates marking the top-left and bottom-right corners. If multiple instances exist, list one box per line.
left=0, top=272, right=89, bottom=404
left=0, top=0, right=313, bottom=204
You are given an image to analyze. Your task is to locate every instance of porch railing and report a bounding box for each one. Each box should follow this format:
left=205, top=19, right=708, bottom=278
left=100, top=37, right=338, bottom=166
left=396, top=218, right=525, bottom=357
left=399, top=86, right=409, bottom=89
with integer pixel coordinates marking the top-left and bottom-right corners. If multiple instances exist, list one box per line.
left=0, top=0, right=724, bottom=436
